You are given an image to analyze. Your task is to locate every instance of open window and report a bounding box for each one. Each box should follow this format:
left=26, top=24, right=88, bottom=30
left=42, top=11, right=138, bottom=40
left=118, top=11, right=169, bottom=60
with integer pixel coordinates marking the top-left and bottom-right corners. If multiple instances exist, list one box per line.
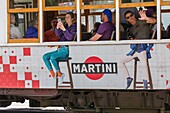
left=80, top=0, right=115, bottom=41
left=43, top=0, right=76, bottom=42
left=7, top=0, right=39, bottom=43
left=119, top=0, right=157, bottom=40
left=161, top=0, right=170, bottom=39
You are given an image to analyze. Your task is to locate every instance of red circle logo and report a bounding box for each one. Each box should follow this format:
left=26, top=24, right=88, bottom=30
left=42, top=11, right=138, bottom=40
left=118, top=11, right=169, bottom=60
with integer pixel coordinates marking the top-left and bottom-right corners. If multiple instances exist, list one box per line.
left=84, top=56, right=104, bottom=80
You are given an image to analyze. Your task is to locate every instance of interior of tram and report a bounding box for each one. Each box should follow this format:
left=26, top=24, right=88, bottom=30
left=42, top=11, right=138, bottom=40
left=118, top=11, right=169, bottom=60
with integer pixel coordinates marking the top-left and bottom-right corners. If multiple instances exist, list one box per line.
left=7, top=0, right=170, bottom=43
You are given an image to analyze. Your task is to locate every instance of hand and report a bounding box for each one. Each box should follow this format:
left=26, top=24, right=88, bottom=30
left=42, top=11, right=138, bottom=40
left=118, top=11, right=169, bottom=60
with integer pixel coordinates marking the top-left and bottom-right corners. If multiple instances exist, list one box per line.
left=57, top=22, right=66, bottom=31
left=138, top=10, right=147, bottom=21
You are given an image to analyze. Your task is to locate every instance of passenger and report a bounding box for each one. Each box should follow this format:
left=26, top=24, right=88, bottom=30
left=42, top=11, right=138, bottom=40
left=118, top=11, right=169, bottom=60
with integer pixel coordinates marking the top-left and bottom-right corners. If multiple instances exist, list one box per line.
left=25, top=19, right=38, bottom=38
left=119, top=10, right=156, bottom=89
left=120, top=7, right=140, bottom=31
left=10, top=14, right=22, bottom=39
left=145, top=8, right=165, bottom=31
left=43, top=18, right=59, bottom=42
left=112, top=11, right=124, bottom=32
left=81, top=24, right=87, bottom=32
left=91, top=22, right=101, bottom=36
left=88, top=9, right=116, bottom=41
left=43, top=12, right=76, bottom=86
left=55, top=12, right=76, bottom=41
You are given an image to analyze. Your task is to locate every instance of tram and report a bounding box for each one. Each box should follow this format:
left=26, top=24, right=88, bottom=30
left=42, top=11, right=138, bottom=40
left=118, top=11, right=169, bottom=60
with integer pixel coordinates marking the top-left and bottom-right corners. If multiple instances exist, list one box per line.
left=0, top=0, right=170, bottom=113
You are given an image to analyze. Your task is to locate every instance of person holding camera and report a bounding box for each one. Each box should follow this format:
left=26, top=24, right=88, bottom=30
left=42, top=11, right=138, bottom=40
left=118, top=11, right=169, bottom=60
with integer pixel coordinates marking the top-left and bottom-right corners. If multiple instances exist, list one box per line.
left=43, top=12, right=76, bottom=86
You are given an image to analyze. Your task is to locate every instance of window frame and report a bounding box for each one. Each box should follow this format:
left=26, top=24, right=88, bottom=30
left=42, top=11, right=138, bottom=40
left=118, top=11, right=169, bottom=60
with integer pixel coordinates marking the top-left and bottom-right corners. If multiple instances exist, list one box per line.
left=7, top=0, right=40, bottom=43
left=6, top=0, right=170, bottom=45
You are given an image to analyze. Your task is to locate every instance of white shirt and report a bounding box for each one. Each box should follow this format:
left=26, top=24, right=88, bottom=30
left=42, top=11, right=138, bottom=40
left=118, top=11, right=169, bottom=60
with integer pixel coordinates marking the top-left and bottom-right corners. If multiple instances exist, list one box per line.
left=10, top=24, right=22, bottom=39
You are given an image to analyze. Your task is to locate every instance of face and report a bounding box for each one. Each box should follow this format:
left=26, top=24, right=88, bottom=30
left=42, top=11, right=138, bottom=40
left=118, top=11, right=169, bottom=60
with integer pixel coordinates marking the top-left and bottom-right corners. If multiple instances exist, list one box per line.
left=34, top=21, right=38, bottom=29
left=10, top=15, right=16, bottom=24
left=51, top=19, right=58, bottom=27
left=125, top=13, right=136, bottom=24
left=101, top=13, right=106, bottom=22
left=65, top=14, right=73, bottom=24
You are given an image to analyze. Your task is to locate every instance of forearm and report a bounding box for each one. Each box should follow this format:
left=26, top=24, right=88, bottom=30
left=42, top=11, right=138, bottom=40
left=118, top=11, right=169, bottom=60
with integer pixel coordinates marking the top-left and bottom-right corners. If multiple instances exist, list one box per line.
left=146, top=17, right=156, bottom=24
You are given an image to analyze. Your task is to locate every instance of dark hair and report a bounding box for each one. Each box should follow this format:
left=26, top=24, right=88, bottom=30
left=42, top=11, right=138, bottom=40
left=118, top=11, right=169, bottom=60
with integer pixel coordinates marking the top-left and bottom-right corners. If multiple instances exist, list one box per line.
left=51, top=17, right=58, bottom=21
left=93, top=22, right=101, bottom=32
left=66, top=12, right=75, bottom=19
left=66, top=12, right=76, bottom=24
left=124, top=10, right=134, bottom=19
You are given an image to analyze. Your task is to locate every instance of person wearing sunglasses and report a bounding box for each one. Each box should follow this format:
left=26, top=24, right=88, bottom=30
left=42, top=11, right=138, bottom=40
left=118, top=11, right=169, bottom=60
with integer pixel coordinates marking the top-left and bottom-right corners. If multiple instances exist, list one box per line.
left=119, top=10, right=156, bottom=89
left=43, top=18, right=59, bottom=42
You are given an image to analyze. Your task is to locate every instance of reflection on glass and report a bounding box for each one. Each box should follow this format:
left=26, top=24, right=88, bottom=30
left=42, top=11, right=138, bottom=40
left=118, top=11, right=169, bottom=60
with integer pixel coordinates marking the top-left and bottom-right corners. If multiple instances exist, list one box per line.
left=45, top=0, right=74, bottom=7
left=90, top=8, right=115, bottom=13
left=9, top=0, right=38, bottom=9
left=82, top=0, right=114, bottom=5
left=122, top=0, right=154, bottom=3
left=161, top=6, right=170, bottom=39
left=10, top=12, right=38, bottom=39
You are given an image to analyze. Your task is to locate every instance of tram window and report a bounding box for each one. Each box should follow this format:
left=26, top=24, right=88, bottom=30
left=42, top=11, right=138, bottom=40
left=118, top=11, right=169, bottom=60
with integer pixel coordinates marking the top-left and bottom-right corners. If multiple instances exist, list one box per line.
left=10, top=13, right=38, bottom=39
left=120, top=6, right=157, bottom=40
left=161, top=6, right=170, bottom=39
left=121, top=0, right=154, bottom=3
left=43, top=10, right=77, bottom=42
left=45, top=0, right=74, bottom=7
left=9, top=0, right=38, bottom=9
left=82, top=0, right=114, bottom=5
left=80, top=8, right=116, bottom=41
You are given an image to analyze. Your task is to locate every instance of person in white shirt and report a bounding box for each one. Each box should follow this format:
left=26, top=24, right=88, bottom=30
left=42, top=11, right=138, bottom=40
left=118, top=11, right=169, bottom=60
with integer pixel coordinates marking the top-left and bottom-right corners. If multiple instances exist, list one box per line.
left=10, top=14, right=22, bottom=39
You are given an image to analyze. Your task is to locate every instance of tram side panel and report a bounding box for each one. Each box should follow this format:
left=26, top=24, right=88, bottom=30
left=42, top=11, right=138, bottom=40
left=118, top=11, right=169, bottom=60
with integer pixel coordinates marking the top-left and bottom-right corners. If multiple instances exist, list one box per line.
left=0, top=44, right=169, bottom=89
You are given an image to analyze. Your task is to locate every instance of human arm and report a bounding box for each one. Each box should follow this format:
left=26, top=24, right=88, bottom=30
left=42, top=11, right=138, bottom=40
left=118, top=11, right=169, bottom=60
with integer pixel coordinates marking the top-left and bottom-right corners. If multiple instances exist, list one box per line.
left=88, top=33, right=102, bottom=41
left=63, top=24, right=77, bottom=41
left=130, top=44, right=137, bottom=50
left=138, top=10, right=156, bottom=24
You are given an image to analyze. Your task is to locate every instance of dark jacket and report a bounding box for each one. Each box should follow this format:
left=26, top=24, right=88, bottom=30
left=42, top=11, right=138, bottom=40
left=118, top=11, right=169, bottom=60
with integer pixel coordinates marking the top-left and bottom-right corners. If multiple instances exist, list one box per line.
left=55, top=24, right=77, bottom=41
left=25, top=27, right=38, bottom=38
left=127, top=44, right=154, bottom=59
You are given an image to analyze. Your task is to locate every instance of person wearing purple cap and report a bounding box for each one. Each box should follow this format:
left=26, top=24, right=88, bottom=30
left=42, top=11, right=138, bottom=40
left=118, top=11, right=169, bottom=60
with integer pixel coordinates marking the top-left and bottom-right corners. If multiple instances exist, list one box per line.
left=89, top=9, right=115, bottom=41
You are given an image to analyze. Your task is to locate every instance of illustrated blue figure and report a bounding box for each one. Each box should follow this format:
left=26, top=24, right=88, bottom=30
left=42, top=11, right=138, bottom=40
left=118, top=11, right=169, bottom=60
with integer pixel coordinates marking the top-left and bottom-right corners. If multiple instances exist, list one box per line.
left=119, top=10, right=156, bottom=89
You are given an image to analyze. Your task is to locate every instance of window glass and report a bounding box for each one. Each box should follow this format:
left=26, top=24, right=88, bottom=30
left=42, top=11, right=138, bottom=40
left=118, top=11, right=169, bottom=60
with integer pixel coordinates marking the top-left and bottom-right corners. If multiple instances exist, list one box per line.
left=121, top=0, right=154, bottom=3
left=82, top=0, right=114, bottom=5
left=161, top=6, right=170, bottom=39
left=10, top=13, right=38, bottom=39
left=45, top=0, right=74, bottom=7
left=9, top=0, right=38, bottom=9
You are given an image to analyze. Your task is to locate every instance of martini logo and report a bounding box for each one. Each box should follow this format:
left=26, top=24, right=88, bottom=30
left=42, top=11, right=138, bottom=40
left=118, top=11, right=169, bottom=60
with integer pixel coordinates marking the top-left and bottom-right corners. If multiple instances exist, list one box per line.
left=72, top=56, right=117, bottom=80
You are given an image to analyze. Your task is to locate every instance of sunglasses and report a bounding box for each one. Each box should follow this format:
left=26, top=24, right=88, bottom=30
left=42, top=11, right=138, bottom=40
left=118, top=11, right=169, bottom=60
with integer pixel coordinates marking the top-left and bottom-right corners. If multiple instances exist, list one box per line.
left=126, top=14, right=134, bottom=19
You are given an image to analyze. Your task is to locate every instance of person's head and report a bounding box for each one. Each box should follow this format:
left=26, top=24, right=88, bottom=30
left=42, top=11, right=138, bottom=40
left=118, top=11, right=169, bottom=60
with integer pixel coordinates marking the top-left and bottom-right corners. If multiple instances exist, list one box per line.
left=124, top=10, right=136, bottom=25
left=93, top=22, right=101, bottom=32
left=10, top=14, right=16, bottom=24
left=101, top=9, right=112, bottom=22
left=29, top=19, right=38, bottom=29
left=65, top=12, right=75, bottom=26
left=51, top=18, right=58, bottom=28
